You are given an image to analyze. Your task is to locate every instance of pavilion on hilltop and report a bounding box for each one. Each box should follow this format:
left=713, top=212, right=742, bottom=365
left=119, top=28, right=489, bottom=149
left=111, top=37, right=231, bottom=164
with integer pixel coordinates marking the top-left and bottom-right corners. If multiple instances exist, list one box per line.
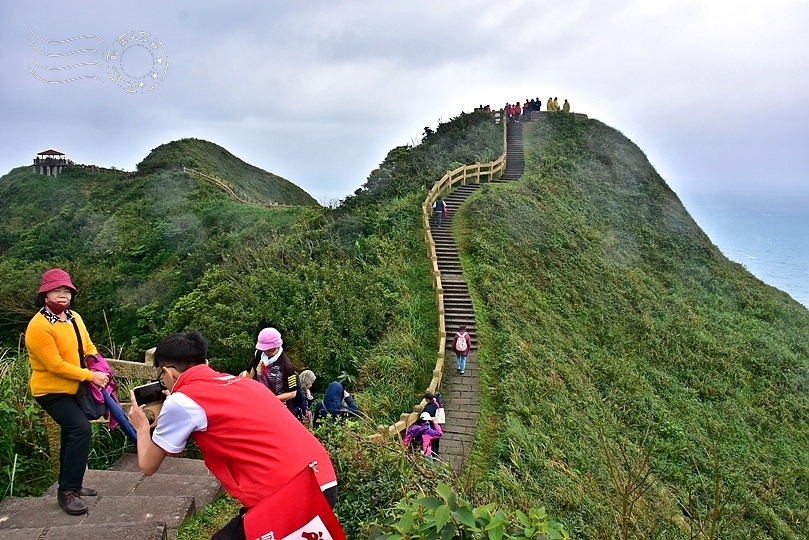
left=33, top=149, right=73, bottom=176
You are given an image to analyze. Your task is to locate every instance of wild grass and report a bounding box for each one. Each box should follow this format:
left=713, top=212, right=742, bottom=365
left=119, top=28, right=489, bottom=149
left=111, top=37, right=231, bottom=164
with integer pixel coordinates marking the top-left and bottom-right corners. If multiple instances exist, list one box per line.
left=0, top=347, right=51, bottom=497
left=456, top=114, right=809, bottom=539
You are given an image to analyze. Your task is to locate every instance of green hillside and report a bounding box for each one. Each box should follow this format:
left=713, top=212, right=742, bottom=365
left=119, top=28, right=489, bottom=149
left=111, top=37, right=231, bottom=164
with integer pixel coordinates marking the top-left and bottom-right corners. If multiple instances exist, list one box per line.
left=0, top=111, right=503, bottom=527
left=3, top=109, right=807, bottom=539
left=0, top=158, right=307, bottom=353
left=136, top=138, right=318, bottom=206
left=456, top=114, right=809, bottom=539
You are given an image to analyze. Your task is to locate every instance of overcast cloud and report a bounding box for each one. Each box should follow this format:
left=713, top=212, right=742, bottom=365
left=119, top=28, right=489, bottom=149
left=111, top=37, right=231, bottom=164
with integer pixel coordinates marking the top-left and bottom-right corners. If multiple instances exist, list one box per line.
left=1, top=0, right=808, bottom=206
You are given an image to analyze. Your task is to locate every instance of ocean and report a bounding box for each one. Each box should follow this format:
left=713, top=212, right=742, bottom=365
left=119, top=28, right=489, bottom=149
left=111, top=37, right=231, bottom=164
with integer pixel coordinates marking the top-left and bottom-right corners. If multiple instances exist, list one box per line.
left=681, top=193, right=808, bottom=309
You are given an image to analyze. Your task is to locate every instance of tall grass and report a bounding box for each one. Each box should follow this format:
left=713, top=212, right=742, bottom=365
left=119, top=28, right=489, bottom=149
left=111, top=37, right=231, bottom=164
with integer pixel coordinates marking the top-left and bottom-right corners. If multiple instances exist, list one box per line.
left=456, top=114, right=809, bottom=539
left=0, top=347, right=51, bottom=497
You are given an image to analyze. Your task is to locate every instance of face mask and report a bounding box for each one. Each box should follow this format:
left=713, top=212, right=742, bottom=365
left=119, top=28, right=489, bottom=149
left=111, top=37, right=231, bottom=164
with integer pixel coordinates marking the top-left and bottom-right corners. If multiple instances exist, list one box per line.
left=261, top=347, right=283, bottom=366
left=45, top=299, right=68, bottom=315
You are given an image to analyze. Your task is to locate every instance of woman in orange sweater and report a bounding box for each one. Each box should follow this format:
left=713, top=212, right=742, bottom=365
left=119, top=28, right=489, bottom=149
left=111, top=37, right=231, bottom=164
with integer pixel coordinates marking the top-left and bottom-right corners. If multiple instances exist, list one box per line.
left=25, top=269, right=109, bottom=516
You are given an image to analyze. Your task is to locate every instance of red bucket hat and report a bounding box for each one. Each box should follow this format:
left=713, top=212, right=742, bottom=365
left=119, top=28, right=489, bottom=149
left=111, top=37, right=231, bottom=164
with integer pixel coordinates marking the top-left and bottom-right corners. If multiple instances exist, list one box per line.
left=37, top=268, right=78, bottom=295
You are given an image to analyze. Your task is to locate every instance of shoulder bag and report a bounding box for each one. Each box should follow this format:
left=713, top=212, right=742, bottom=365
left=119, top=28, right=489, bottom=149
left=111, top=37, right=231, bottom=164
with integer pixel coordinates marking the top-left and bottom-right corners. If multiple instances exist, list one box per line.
left=70, top=318, right=107, bottom=420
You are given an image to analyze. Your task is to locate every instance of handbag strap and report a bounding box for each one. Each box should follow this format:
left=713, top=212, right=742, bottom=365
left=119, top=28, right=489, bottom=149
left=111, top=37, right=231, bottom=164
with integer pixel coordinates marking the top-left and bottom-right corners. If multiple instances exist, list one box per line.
left=69, top=317, right=87, bottom=368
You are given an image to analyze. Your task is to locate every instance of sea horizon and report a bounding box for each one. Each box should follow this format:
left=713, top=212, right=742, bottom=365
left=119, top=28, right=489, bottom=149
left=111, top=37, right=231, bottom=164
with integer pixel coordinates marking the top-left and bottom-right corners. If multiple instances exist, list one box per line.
left=681, top=191, right=808, bottom=309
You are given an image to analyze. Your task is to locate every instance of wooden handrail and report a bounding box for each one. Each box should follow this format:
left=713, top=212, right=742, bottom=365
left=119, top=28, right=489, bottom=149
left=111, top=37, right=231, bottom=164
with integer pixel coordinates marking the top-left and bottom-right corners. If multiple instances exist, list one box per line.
left=373, top=110, right=508, bottom=440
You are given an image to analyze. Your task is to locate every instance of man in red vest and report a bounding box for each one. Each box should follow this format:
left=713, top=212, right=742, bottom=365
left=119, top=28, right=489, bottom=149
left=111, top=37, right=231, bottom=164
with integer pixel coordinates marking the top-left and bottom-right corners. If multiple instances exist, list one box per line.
left=128, top=331, right=338, bottom=540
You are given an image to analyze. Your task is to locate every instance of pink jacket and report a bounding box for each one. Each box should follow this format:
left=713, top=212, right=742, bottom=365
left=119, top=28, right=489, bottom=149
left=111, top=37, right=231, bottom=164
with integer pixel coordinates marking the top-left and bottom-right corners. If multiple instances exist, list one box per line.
left=403, top=422, right=443, bottom=455
left=86, top=354, right=122, bottom=428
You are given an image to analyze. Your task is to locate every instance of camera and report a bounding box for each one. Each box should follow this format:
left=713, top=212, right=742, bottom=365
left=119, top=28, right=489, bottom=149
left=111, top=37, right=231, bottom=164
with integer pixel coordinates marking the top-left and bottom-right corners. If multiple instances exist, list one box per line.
left=132, top=381, right=167, bottom=406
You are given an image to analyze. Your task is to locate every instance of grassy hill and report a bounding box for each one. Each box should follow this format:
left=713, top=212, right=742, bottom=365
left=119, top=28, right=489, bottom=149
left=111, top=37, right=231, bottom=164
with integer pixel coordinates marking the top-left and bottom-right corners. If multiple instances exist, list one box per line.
left=0, top=113, right=503, bottom=525
left=455, top=114, right=809, bottom=539
left=136, top=138, right=318, bottom=206
left=0, top=155, right=308, bottom=353
left=4, top=109, right=806, bottom=539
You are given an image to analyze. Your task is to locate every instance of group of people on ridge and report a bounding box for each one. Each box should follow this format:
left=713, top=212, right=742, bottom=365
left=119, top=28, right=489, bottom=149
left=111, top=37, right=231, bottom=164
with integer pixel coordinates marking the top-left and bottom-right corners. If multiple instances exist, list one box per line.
left=546, top=96, right=570, bottom=113
left=505, top=97, right=572, bottom=122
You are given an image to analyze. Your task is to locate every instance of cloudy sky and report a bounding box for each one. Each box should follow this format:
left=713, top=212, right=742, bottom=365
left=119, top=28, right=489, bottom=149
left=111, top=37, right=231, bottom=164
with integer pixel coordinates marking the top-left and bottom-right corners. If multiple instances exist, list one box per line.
left=2, top=0, right=807, bottom=207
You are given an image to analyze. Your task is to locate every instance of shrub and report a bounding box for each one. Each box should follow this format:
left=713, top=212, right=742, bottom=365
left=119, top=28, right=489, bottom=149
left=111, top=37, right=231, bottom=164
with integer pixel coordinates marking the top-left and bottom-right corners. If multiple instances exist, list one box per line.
left=366, top=482, right=569, bottom=539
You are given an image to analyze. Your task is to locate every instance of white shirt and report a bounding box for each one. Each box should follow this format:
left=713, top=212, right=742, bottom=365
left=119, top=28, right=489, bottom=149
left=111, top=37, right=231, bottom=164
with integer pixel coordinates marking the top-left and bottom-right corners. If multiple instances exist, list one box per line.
left=152, top=392, right=208, bottom=454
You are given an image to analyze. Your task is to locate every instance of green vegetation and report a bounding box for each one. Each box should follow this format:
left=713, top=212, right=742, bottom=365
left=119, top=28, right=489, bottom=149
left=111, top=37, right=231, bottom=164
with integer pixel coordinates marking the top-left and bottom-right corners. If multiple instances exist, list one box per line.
left=136, top=138, right=317, bottom=206
left=456, top=114, right=809, bottom=539
left=367, top=482, right=569, bottom=539
left=4, top=107, right=806, bottom=539
left=0, top=111, right=503, bottom=521
left=0, top=147, right=306, bottom=355
left=0, top=347, right=49, bottom=497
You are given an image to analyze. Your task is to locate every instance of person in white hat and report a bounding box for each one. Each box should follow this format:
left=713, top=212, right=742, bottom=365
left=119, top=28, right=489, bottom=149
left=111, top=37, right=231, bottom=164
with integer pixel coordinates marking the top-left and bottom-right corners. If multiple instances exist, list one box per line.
left=402, top=410, right=443, bottom=459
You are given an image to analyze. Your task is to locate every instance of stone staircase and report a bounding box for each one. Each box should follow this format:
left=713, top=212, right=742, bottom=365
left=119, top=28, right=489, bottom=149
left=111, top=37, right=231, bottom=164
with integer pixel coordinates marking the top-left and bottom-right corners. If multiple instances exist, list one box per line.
left=432, top=123, right=524, bottom=473
left=498, top=122, right=525, bottom=181
left=0, top=454, right=222, bottom=540
left=431, top=183, right=481, bottom=473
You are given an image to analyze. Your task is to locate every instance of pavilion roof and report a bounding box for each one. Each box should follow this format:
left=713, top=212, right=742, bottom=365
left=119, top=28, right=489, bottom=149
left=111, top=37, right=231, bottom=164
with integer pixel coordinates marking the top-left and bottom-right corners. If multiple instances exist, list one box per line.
left=37, top=149, right=65, bottom=156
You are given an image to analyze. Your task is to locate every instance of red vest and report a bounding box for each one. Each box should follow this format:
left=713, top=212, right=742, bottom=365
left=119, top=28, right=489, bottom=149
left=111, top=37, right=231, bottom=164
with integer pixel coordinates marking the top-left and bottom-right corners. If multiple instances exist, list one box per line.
left=173, top=364, right=337, bottom=508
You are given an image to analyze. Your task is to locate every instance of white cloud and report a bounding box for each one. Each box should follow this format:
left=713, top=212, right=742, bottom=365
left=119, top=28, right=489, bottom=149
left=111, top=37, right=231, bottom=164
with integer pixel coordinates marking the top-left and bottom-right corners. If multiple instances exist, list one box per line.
left=1, top=0, right=808, bottom=205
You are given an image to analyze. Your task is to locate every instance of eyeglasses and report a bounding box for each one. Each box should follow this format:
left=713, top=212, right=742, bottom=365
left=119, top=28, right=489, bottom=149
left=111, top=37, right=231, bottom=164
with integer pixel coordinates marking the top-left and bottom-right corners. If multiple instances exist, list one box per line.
left=156, top=365, right=176, bottom=388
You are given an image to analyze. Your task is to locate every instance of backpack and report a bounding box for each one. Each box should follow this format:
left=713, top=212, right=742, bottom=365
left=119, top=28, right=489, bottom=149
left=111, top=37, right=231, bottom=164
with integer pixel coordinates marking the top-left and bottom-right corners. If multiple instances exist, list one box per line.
left=433, top=393, right=446, bottom=424
left=454, top=333, right=468, bottom=353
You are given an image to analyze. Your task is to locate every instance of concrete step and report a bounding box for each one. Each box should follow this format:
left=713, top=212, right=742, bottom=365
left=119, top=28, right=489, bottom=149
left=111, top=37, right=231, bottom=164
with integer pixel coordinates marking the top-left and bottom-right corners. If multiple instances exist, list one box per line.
left=0, top=521, right=168, bottom=540
left=445, top=307, right=474, bottom=315
left=0, top=496, right=189, bottom=539
left=445, top=306, right=474, bottom=313
left=443, top=290, right=471, bottom=297
left=442, top=283, right=471, bottom=290
left=0, top=455, right=221, bottom=539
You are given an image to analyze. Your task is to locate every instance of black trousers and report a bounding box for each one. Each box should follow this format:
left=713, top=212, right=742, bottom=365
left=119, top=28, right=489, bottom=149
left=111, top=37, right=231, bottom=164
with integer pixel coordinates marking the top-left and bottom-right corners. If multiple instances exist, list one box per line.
left=212, top=486, right=338, bottom=540
left=35, top=393, right=92, bottom=493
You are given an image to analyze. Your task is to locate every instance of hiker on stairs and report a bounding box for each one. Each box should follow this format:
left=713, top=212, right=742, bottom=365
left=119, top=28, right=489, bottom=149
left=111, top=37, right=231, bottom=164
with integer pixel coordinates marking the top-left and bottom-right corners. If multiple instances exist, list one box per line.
left=452, top=324, right=472, bottom=375
left=432, top=196, right=447, bottom=228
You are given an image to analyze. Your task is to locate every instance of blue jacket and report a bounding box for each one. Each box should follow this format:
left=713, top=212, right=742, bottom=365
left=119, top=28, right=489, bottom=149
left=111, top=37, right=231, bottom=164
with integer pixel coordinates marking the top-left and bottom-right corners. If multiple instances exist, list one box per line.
left=314, top=381, right=359, bottom=425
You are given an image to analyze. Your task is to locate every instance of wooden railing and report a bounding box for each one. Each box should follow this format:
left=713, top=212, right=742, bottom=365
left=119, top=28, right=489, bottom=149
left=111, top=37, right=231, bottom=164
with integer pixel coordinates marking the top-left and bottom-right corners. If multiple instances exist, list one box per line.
left=183, top=166, right=315, bottom=208
left=183, top=166, right=263, bottom=206
left=373, top=110, right=508, bottom=440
